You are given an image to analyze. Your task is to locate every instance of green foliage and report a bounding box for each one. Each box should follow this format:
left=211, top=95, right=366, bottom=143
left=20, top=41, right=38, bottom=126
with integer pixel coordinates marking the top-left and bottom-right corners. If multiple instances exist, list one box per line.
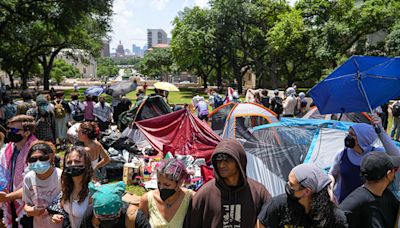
left=138, top=48, right=174, bottom=78
left=51, top=59, right=80, bottom=82
left=97, top=57, right=119, bottom=77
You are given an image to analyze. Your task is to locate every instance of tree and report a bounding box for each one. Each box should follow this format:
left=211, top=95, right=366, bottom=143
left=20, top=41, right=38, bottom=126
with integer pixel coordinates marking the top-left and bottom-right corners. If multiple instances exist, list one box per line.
left=138, top=48, right=174, bottom=79
left=97, top=57, right=119, bottom=78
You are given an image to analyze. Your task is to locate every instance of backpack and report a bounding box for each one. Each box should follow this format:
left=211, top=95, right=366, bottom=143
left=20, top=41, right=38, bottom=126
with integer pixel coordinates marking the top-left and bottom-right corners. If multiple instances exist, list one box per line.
left=393, top=103, right=400, bottom=117
left=272, top=97, right=283, bottom=114
left=54, top=100, right=66, bottom=118
left=72, top=101, right=84, bottom=121
left=214, top=94, right=224, bottom=108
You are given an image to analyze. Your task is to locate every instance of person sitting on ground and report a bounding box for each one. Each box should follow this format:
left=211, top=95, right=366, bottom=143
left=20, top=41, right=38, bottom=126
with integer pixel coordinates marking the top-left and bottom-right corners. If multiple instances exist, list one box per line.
left=187, top=139, right=271, bottom=228
left=77, top=122, right=110, bottom=183
left=22, top=141, right=62, bottom=228
left=136, top=88, right=146, bottom=103
left=81, top=182, right=150, bottom=228
left=16, top=90, right=36, bottom=115
left=93, top=95, right=112, bottom=132
left=83, top=95, right=96, bottom=122
left=329, top=115, right=400, bottom=203
left=34, top=95, right=56, bottom=143
left=195, top=97, right=209, bottom=122
left=139, top=158, right=193, bottom=228
left=51, top=146, right=94, bottom=227
left=257, top=163, right=348, bottom=228
left=0, top=115, right=37, bottom=227
left=340, top=152, right=400, bottom=228
left=69, top=93, right=85, bottom=122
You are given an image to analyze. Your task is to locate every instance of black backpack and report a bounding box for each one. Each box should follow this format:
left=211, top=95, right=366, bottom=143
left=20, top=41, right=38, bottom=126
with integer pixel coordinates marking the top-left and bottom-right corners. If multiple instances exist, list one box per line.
left=393, top=103, right=400, bottom=117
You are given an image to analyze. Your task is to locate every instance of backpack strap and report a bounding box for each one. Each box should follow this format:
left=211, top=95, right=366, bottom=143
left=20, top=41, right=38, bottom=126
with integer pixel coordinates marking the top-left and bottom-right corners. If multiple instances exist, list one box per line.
left=125, top=204, right=138, bottom=227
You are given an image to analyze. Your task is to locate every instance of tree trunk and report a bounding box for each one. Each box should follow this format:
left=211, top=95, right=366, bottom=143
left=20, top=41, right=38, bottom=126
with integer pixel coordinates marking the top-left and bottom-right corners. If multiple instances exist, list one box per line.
left=19, top=68, right=29, bottom=90
left=5, top=71, right=14, bottom=89
left=202, top=74, right=208, bottom=89
left=39, top=48, right=63, bottom=90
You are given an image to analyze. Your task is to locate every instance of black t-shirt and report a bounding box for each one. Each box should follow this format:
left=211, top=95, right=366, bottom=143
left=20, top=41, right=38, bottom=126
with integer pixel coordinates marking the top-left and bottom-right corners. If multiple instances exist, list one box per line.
left=339, top=186, right=399, bottom=228
left=258, top=194, right=347, bottom=228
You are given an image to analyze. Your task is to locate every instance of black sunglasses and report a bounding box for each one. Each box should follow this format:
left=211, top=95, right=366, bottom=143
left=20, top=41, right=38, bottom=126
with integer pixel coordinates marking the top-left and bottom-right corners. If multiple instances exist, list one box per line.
left=27, top=155, right=50, bottom=163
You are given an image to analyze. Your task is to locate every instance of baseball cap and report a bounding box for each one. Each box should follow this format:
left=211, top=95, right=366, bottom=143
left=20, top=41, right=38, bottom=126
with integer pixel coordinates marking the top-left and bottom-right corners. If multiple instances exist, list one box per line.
left=360, top=152, right=400, bottom=181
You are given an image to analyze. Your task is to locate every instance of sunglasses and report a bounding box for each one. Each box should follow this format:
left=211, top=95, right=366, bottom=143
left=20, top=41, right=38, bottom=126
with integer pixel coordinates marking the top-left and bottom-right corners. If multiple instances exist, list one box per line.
left=285, top=182, right=304, bottom=195
left=214, top=154, right=235, bottom=162
left=94, top=210, right=121, bottom=221
left=8, top=127, right=23, bottom=134
left=27, top=155, right=50, bottom=163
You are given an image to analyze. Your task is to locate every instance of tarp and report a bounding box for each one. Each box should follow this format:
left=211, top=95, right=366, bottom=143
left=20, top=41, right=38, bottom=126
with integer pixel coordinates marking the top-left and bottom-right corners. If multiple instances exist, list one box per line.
left=242, top=118, right=399, bottom=196
left=107, top=81, right=137, bottom=97
left=136, top=109, right=222, bottom=162
left=303, top=107, right=372, bottom=123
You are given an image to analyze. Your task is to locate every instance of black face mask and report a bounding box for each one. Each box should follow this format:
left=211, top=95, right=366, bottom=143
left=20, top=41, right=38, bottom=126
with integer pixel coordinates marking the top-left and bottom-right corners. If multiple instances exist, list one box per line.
left=285, top=183, right=301, bottom=201
left=159, top=188, right=176, bottom=201
left=100, top=219, right=120, bottom=228
left=64, top=166, right=85, bottom=177
left=5, top=131, right=24, bottom=143
left=345, top=135, right=356, bottom=148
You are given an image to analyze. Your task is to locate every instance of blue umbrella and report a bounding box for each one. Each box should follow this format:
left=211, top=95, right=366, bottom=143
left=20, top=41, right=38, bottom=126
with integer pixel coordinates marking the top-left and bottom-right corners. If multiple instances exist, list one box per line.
left=84, top=86, right=105, bottom=97
left=309, top=56, right=400, bottom=114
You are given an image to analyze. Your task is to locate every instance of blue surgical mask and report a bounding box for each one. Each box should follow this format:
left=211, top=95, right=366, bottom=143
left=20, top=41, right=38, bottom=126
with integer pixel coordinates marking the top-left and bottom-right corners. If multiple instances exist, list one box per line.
left=29, top=161, right=51, bottom=174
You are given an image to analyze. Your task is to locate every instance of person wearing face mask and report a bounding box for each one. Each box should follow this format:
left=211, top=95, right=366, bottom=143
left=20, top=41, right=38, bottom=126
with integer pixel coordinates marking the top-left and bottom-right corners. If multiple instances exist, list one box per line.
left=187, top=139, right=271, bottom=228
left=139, top=158, right=193, bottom=228
left=22, top=141, right=62, bottom=228
left=80, top=181, right=150, bottom=228
left=256, top=163, right=347, bottom=228
left=93, top=96, right=112, bottom=132
left=34, top=95, right=56, bottom=143
left=50, top=146, right=93, bottom=227
left=340, top=152, right=400, bottom=228
left=0, top=115, right=37, bottom=227
left=329, top=115, right=400, bottom=203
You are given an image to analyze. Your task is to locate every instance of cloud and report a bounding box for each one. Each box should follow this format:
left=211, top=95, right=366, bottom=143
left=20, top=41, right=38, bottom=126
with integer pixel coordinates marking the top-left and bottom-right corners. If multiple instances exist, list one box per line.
left=150, top=0, right=171, bottom=10
left=195, top=0, right=209, bottom=8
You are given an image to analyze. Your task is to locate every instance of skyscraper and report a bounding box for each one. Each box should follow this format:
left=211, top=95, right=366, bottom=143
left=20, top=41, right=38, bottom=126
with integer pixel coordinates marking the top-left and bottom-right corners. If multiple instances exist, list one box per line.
left=147, top=29, right=168, bottom=49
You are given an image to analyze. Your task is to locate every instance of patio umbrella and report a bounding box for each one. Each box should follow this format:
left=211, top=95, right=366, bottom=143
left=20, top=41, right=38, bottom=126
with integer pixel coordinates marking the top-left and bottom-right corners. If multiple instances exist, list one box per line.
left=106, top=81, right=137, bottom=97
left=153, top=82, right=179, bottom=92
left=309, top=56, right=400, bottom=115
left=84, top=86, right=104, bottom=97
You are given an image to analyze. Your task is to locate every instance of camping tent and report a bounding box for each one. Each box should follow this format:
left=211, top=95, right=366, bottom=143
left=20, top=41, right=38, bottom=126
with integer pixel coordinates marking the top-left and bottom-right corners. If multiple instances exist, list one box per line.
left=208, top=102, right=279, bottom=139
left=136, top=109, right=222, bottom=162
left=242, top=118, right=396, bottom=196
left=303, top=106, right=371, bottom=123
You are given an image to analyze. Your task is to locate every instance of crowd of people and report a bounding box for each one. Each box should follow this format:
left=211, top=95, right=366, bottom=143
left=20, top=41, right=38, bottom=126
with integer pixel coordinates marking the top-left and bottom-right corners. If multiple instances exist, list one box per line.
left=0, top=85, right=399, bottom=228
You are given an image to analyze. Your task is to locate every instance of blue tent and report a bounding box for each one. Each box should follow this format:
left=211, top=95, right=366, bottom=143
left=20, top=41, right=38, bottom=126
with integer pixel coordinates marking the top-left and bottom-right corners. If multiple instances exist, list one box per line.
left=309, top=56, right=400, bottom=114
left=242, top=118, right=400, bottom=196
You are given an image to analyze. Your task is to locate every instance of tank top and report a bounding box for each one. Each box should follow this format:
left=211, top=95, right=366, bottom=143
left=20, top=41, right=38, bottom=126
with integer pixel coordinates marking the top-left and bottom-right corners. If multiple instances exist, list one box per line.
left=339, top=148, right=363, bottom=203
left=64, top=196, right=89, bottom=228
left=91, top=159, right=98, bottom=170
left=148, top=190, right=192, bottom=228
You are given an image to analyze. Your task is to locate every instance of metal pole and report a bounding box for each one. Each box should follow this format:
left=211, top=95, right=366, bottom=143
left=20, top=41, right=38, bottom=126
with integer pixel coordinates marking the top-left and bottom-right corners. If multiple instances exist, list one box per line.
left=358, top=72, right=381, bottom=133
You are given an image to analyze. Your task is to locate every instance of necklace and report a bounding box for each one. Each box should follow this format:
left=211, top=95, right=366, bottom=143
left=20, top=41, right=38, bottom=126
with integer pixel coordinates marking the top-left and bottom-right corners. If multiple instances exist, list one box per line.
left=165, top=191, right=181, bottom=208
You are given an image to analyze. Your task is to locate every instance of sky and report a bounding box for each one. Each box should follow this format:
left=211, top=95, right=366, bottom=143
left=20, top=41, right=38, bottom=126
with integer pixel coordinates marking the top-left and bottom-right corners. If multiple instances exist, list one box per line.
left=110, top=0, right=296, bottom=52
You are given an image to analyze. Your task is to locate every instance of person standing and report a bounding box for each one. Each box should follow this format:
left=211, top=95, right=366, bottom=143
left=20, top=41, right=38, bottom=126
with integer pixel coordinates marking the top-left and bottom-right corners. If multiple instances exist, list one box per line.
left=390, top=100, right=400, bottom=141
left=187, top=139, right=271, bottom=228
left=83, top=95, right=96, bottom=122
left=93, top=96, right=112, bottom=132
left=257, top=163, right=347, bottom=228
left=23, top=141, right=62, bottom=228
left=283, top=87, right=297, bottom=117
left=69, top=93, right=85, bottom=123
left=34, top=95, right=56, bottom=143
left=270, top=90, right=283, bottom=119
left=53, top=91, right=71, bottom=148
left=0, top=96, right=17, bottom=127
left=339, top=152, right=400, bottom=228
left=113, top=96, right=132, bottom=124
left=329, top=115, right=400, bottom=203
left=0, top=115, right=37, bottom=227
left=16, top=91, right=36, bottom=115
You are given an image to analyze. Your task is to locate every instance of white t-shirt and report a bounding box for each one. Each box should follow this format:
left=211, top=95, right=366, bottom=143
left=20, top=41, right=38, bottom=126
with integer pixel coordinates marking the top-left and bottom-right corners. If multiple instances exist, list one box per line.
left=63, top=196, right=89, bottom=228
left=22, top=168, right=62, bottom=228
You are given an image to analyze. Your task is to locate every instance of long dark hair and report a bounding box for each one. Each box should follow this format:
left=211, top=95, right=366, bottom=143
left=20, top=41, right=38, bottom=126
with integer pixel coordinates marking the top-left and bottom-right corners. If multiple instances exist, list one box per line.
left=281, top=186, right=337, bottom=227
left=61, top=146, right=93, bottom=203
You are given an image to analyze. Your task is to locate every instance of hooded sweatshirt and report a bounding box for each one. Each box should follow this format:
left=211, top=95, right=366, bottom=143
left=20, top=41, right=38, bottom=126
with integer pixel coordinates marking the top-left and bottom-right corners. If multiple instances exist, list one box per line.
left=187, top=139, right=271, bottom=228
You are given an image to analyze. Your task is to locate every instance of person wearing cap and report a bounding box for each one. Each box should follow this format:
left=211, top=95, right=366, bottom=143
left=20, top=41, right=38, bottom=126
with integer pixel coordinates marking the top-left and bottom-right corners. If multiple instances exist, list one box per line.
left=339, top=152, right=400, bottom=228
left=282, top=87, right=297, bottom=117
left=34, top=94, right=56, bottom=143
left=187, top=139, right=271, bottom=228
left=139, top=158, right=193, bottom=228
left=257, top=163, right=347, bottom=228
left=80, top=181, right=150, bottom=228
left=329, top=115, right=400, bottom=203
